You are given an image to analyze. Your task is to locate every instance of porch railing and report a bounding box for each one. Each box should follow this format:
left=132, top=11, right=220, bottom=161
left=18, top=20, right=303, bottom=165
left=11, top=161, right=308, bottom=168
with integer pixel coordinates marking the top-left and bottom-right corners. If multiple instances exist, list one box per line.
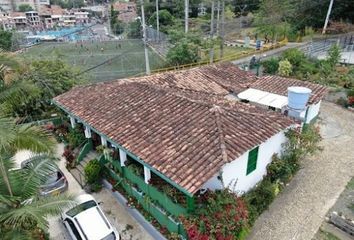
left=76, top=139, right=93, bottom=164
left=104, top=162, right=188, bottom=237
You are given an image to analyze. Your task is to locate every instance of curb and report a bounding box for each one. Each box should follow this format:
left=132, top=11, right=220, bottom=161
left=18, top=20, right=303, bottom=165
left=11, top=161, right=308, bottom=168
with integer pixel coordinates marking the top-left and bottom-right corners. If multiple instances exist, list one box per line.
left=102, top=179, right=167, bottom=240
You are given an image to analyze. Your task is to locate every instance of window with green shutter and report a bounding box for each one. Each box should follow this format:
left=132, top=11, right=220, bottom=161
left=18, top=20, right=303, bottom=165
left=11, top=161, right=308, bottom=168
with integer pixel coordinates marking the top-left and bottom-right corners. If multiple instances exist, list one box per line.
left=246, top=146, right=259, bottom=175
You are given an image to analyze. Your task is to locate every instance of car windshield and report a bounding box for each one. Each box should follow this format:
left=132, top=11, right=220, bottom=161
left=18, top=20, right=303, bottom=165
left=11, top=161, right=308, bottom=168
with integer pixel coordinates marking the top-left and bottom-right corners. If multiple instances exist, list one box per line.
left=66, top=200, right=97, bottom=217
left=101, top=232, right=116, bottom=240
left=41, top=171, right=62, bottom=185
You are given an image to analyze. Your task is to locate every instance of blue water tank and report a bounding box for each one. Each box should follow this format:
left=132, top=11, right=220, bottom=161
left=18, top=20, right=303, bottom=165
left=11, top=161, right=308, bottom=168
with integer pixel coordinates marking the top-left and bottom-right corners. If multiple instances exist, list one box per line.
left=287, top=86, right=312, bottom=110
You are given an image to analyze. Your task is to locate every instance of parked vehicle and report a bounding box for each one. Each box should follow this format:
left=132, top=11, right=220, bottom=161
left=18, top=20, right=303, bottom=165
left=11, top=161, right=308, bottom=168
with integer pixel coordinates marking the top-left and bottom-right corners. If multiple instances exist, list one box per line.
left=62, top=194, right=120, bottom=240
left=15, top=150, right=68, bottom=197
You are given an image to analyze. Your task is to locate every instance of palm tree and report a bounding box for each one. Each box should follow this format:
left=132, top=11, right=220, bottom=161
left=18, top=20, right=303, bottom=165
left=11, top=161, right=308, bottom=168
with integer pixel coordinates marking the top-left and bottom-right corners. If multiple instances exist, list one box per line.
left=0, top=70, right=74, bottom=239
left=0, top=154, right=75, bottom=240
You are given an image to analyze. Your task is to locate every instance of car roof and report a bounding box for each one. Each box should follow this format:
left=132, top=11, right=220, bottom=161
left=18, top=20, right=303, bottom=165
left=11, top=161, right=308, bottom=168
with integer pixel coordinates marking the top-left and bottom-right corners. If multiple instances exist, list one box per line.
left=74, top=206, right=113, bottom=240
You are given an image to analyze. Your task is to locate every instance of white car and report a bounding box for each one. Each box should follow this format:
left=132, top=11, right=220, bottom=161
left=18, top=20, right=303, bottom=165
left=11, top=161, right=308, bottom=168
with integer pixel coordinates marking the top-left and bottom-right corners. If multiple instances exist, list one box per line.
left=62, top=194, right=120, bottom=240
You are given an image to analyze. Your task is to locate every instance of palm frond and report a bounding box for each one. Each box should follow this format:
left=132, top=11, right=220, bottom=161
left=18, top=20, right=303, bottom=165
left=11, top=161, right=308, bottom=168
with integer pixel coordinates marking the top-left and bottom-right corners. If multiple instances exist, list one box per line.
left=0, top=194, right=76, bottom=230
left=0, top=117, right=16, bottom=151
left=16, top=154, right=58, bottom=199
left=12, top=124, right=55, bottom=154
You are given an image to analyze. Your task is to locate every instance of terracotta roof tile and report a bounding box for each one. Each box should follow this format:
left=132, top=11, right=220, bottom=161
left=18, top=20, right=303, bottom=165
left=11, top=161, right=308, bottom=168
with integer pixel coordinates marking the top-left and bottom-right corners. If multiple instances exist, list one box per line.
left=54, top=81, right=294, bottom=194
left=250, top=75, right=328, bottom=104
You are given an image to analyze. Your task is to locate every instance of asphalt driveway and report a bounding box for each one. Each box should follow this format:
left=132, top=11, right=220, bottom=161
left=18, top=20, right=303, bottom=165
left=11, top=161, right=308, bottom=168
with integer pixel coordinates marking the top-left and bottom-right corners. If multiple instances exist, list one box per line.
left=247, top=101, right=354, bottom=240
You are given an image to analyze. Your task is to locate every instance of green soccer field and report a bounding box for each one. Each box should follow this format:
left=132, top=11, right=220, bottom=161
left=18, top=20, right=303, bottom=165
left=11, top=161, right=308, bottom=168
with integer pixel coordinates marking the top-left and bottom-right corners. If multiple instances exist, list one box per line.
left=22, top=39, right=166, bottom=82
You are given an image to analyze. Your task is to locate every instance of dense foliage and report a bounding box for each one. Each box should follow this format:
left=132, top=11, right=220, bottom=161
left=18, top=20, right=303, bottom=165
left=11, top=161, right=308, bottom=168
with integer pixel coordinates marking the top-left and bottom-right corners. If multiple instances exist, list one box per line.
left=18, top=4, right=33, bottom=12
left=84, top=159, right=102, bottom=186
left=148, top=10, right=175, bottom=33
left=183, top=189, right=249, bottom=240
left=110, top=5, right=125, bottom=35
left=0, top=31, right=12, bottom=51
left=0, top=53, right=83, bottom=121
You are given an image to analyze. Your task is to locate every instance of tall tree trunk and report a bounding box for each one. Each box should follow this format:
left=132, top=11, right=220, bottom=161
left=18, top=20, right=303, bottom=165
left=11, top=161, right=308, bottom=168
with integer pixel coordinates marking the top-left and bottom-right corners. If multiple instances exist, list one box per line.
left=185, top=0, right=189, bottom=33
left=209, top=0, right=215, bottom=63
left=0, top=157, right=13, bottom=197
left=219, top=0, right=225, bottom=58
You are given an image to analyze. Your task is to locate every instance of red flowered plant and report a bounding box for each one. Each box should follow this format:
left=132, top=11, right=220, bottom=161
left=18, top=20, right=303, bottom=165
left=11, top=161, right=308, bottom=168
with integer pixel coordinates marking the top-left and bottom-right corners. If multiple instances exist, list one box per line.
left=182, top=189, right=249, bottom=240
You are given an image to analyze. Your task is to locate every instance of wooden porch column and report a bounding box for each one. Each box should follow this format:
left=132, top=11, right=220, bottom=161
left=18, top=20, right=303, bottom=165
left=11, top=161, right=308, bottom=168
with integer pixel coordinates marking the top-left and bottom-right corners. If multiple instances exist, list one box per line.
left=100, top=136, right=107, bottom=146
left=69, top=116, right=76, bottom=128
left=119, top=149, right=126, bottom=167
left=144, top=166, right=151, bottom=184
left=84, top=125, right=91, bottom=138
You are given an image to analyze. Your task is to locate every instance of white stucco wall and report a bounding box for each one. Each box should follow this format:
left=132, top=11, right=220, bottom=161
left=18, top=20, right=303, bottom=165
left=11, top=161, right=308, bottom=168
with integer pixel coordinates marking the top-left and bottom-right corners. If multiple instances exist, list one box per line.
left=305, top=101, right=321, bottom=123
left=219, top=130, right=287, bottom=193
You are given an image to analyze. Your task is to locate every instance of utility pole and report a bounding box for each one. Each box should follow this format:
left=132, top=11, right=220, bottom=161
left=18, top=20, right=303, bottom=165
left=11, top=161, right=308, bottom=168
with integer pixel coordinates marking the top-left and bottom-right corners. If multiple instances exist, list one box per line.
left=140, top=0, right=151, bottom=75
left=219, top=0, right=225, bottom=58
left=216, top=0, right=220, bottom=35
left=185, top=0, right=189, bottom=33
left=209, top=0, right=215, bottom=63
left=156, top=0, right=159, bottom=42
left=322, top=0, right=334, bottom=35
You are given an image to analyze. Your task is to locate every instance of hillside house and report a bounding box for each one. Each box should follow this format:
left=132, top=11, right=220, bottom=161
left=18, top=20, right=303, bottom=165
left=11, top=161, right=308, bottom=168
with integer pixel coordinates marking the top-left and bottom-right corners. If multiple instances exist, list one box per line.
left=53, top=63, right=326, bottom=235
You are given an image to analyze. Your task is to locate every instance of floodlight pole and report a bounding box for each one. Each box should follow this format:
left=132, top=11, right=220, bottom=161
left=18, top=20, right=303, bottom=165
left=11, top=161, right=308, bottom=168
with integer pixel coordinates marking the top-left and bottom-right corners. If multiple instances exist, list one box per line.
left=156, top=0, right=160, bottom=42
left=322, top=0, right=334, bottom=35
left=185, top=0, right=189, bottom=33
left=209, top=0, right=215, bottom=63
left=140, top=0, right=151, bottom=75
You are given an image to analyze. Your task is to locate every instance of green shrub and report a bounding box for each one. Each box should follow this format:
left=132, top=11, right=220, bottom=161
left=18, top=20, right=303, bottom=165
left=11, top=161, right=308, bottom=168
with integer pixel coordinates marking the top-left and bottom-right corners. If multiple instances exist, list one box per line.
left=278, top=59, right=292, bottom=76
left=281, top=49, right=306, bottom=69
left=244, top=179, right=277, bottom=224
left=262, top=58, right=279, bottom=74
left=67, top=127, right=85, bottom=148
left=266, top=155, right=293, bottom=183
left=84, top=159, right=102, bottom=184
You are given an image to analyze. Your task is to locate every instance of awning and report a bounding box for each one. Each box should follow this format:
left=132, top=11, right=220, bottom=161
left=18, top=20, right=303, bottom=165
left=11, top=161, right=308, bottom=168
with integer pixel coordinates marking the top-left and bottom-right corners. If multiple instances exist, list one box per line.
left=238, top=88, right=288, bottom=109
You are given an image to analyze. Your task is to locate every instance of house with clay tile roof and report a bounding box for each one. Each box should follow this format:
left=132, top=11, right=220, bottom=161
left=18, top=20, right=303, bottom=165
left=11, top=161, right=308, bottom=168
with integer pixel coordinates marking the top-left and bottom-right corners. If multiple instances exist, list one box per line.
left=52, top=62, right=326, bottom=236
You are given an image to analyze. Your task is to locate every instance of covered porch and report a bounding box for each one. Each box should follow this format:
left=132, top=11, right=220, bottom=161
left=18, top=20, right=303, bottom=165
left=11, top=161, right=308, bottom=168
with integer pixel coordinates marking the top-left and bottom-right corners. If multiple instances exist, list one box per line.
left=62, top=113, right=196, bottom=237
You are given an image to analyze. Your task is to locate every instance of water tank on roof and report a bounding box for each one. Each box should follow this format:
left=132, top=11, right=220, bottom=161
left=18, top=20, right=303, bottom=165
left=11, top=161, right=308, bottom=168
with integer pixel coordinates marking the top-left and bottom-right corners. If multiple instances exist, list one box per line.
left=287, top=86, right=312, bottom=110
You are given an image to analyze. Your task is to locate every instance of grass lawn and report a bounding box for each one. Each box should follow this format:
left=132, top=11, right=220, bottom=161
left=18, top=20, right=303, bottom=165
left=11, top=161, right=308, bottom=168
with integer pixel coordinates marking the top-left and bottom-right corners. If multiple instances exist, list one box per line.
left=317, top=229, right=341, bottom=240
left=22, top=39, right=165, bottom=82
left=200, top=45, right=254, bottom=62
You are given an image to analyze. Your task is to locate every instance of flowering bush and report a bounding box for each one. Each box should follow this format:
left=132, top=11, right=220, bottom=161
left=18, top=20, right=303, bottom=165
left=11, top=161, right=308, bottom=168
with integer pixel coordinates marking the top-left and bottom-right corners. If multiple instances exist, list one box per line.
left=182, top=189, right=249, bottom=240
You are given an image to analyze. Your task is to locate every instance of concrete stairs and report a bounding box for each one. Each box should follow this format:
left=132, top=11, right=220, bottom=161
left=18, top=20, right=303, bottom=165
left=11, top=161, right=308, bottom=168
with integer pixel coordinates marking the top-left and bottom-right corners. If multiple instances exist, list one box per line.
left=70, top=151, right=99, bottom=188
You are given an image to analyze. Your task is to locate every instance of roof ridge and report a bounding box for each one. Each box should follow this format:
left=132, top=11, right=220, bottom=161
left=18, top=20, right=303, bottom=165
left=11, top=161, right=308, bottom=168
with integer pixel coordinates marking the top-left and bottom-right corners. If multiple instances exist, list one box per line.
left=211, top=106, right=229, bottom=164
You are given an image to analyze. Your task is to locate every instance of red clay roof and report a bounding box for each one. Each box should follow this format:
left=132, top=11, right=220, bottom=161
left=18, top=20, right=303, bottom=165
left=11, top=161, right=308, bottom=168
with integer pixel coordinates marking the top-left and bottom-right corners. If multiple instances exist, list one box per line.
left=54, top=81, right=294, bottom=194
left=250, top=75, right=328, bottom=104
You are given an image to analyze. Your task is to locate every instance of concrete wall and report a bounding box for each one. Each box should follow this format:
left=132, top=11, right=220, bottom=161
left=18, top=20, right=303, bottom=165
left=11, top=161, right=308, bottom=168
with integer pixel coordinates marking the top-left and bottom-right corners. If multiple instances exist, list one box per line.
left=206, top=130, right=288, bottom=193
left=306, top=101, right=321, bottom=123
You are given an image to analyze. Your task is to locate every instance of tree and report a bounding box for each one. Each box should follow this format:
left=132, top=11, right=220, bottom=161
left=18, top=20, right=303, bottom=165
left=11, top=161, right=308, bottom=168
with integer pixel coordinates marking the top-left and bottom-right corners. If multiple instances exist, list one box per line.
left=327, top=44, right=341, bottom=68
left=127, top=19, right=142, bottom=38
left=254, top=0, right=294, bottom=41
left=18, top=4, right=33, bottom=12
left=278, top=59, right=292, bottom=77
left=166, top=39, right=200, bottom=66
left=0, top=31, right=12, bottom=51
left=0, top=55, right=82, bottom=121
left=148, top=9, right=174, bottom=33
left=0, top=122, right=74, bottom=239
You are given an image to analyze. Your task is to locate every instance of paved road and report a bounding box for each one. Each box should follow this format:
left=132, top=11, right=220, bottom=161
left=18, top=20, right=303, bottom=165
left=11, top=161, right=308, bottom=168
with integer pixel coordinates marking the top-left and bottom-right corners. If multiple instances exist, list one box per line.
left=48, top=144, right=154, bottom=240
left=231, top=42, right=306, bottom=66
left=247, top=101, right=354, bottom=240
